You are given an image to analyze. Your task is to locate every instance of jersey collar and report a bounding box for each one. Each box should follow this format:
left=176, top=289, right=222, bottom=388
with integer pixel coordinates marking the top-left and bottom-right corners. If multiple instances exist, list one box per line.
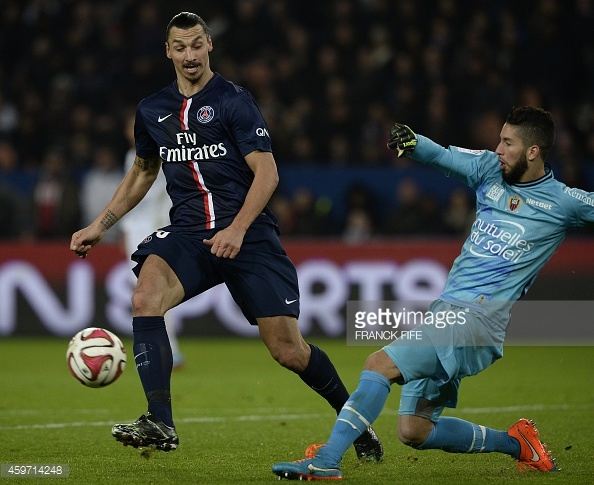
left=510, top=163, right=553, bottom=188
left=173, top=72, right=219, bottom=99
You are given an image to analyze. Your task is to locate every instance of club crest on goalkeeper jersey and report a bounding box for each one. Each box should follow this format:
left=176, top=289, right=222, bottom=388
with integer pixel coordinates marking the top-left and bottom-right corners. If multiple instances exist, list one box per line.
left=134, top=73, right=276, bottom=232
left=411, top=135, right=594, bottom=322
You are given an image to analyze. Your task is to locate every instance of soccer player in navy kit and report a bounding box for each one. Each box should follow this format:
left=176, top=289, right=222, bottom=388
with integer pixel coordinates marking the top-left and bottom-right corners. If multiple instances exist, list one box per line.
left=70, top=12, right=382, bottom=459
left=272, top=106, right=594, bottom=480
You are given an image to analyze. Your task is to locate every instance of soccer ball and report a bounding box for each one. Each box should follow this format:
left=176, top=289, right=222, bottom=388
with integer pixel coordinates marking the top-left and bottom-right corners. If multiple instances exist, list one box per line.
left=66, top=327, right=126, bottom=388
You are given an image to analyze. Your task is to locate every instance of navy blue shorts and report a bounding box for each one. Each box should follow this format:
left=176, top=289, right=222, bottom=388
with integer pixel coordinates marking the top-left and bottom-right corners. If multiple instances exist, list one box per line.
left=131, top=216, right=299, bottom=325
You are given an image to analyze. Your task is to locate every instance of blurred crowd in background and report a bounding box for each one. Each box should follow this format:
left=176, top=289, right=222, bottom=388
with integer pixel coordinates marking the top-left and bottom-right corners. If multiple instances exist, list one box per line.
left=1, top=0, right=594, bottom=242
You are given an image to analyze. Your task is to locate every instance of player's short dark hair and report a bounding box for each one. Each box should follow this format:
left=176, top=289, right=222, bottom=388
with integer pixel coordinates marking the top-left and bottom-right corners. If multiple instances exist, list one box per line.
left=165, top=12, right=210, bottom=42
left=506, top=106, right=555, bottom=161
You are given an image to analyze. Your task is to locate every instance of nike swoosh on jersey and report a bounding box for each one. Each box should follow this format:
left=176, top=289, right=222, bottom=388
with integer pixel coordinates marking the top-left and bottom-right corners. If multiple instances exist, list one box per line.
left=158, top=114, right=172, bottom=122
left=285, top=298, right=298, bottom=304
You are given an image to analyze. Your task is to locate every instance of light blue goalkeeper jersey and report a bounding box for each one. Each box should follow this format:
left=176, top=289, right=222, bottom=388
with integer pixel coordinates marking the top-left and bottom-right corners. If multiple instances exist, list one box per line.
left=411, top=135, right=594, bottom=327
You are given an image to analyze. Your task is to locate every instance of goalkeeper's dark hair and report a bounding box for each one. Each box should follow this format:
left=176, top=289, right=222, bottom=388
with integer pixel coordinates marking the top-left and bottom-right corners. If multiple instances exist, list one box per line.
left=506, top=106, right=555, bottom=161
left=166, top=12, right=210, bottom=42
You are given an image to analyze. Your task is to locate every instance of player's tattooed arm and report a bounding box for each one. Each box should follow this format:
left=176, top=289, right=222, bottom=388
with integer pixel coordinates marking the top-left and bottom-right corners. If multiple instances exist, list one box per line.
left=134, top=155, right=160, bottom=172
left=99, top=209, right=119, bottom=231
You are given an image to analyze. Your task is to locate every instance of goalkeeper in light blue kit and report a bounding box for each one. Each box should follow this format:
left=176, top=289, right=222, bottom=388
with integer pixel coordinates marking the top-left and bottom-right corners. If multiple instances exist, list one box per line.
left=272, top=106, right=594, bottom=480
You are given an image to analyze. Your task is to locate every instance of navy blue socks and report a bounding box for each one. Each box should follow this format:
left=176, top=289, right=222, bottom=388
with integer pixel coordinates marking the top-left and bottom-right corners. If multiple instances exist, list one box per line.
left=132, top=316, right=174, bottom=427
left=298, top=344, right=350, bottom=413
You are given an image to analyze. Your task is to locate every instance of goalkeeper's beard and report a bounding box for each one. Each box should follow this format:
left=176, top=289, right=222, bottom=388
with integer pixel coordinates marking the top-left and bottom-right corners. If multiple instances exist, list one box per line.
left=502, top=152, right=529, bottom=184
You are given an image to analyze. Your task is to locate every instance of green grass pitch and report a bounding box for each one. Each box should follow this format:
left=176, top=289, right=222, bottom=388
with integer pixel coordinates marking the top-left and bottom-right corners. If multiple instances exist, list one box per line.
left=0, top=338, right=593, bottom=484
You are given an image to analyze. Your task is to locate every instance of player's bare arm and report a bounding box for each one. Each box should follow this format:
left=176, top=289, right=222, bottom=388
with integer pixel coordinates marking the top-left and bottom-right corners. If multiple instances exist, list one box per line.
left=133, top=155, right=161, bottom=172
left=233, top=150, right=279, bottom=231
left=204, top=150, right=278, bottom=259
left=70, top=155, right=162, bottom=259
left=100, top=209, right=119, bottom=231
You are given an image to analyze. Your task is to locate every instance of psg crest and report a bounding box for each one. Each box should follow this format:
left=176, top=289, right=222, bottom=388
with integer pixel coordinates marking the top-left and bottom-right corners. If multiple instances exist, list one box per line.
left=197, top=106, right=214, bottom=123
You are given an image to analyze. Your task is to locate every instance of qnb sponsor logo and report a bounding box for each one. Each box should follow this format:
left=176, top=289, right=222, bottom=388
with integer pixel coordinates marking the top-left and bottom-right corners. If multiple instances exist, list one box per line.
left=159, top=142, right=227, bottom=162
left=564, top=187, right=594, bottom=207
left=256, top=127, right=269, bottom=137
left=469, top=218, right=533, bottom=262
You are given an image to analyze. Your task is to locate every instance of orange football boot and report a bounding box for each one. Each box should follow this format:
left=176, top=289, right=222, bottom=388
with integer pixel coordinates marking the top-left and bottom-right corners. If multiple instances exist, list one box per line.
left=507, top=418, right=559, bottom=472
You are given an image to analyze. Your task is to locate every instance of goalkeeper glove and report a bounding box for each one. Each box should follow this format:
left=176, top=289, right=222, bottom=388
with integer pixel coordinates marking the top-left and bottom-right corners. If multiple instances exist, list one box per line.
left=387, top=123, right=417, bottom=157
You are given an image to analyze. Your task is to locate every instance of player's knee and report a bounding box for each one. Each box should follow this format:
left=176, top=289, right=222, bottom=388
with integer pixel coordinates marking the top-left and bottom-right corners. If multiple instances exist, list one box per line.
left=364, top=351, right=384, bottom=372
left=131, top=287, right=161, bottom=316
left=363, top=350, right=402, bottom=383
left=270, top=347, right=299, bottom=370
left=268, top=342, right=309, bottom=372
left=397, top=418, right=432, bottom=448
left=397, top=426, right=426, bottom=448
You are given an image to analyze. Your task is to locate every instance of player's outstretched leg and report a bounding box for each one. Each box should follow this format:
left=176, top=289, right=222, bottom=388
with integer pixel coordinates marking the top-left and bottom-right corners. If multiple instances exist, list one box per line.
left=260, top=318, right=384, bottom=463
left=297, top=346, right=384, bottom=462
left=273, top=370, right=390, bottom=480
left=112, top=413, right=179, bottom=451
left=411, top=415, right=559, bottom=472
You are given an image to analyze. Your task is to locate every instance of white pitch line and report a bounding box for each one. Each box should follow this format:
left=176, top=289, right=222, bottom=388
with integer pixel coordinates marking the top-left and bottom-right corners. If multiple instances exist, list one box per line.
left=382, top=403, right=592, bottom=416
left=0, top=408, right=111, bottom=416
left=0, top=404, right=590, bottom=431
left=0, top=407, right=298, bottom=417
left=455, top=403, right=592, bottom=414
left=0, top=420, right=116, bottom=430
left=0, top=413, right=328, bottom=431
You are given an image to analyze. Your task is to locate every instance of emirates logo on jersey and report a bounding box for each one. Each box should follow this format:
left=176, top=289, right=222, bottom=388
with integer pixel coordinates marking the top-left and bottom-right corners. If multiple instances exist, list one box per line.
left=508, top=194, right=522, bottom=212
left=197, top=106, right=214, bottom=124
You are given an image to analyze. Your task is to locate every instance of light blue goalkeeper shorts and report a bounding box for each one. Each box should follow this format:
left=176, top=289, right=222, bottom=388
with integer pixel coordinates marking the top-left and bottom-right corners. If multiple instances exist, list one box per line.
left=382, top=299, right=503, bottom=422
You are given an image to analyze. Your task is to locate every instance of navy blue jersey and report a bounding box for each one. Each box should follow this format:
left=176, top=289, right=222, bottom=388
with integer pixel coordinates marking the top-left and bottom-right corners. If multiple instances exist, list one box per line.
left=134, top=73, right=276, bottom=232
